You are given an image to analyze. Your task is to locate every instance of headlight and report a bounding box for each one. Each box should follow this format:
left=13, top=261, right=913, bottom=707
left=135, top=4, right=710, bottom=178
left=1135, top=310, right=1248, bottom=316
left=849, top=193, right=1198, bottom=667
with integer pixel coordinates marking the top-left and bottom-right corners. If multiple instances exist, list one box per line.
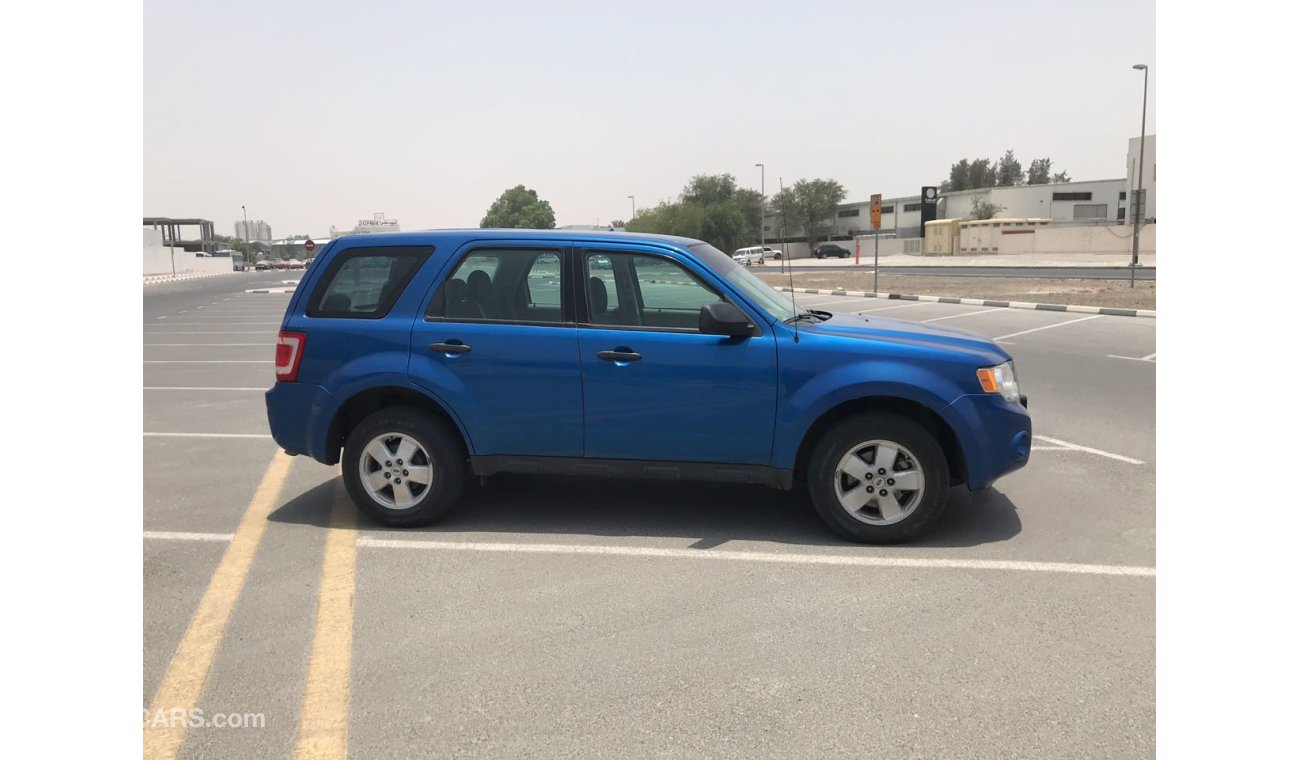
left=976, top=361, right=1020, bottom=403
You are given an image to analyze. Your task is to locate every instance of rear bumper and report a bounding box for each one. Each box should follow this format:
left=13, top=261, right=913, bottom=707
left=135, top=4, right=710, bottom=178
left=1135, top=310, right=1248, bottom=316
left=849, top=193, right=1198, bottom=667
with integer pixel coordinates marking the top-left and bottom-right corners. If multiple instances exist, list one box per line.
left=265, top=382, right=333, bottom=462
left=946, top=393, right=1033, bottom=490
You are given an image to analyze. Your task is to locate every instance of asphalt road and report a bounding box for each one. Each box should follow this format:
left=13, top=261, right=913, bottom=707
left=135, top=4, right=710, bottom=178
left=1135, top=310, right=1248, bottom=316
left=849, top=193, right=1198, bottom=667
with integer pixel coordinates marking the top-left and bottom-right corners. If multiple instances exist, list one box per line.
left=776, top=264, right=1156, bottom=280
left=143, top=273, right=1155, bottom=759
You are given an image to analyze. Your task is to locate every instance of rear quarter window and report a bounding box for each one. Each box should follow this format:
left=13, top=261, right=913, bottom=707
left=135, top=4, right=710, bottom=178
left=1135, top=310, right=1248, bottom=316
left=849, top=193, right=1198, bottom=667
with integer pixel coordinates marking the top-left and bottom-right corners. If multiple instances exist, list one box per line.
left=307, top=246, right=433, bottom=319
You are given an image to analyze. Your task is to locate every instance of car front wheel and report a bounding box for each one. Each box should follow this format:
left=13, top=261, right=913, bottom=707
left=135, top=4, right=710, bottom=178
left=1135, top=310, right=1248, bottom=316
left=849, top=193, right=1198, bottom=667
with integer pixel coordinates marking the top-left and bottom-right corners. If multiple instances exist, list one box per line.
left=342, top=406, right=466, bottom=527
left=807, top=413, right=951, bottom=543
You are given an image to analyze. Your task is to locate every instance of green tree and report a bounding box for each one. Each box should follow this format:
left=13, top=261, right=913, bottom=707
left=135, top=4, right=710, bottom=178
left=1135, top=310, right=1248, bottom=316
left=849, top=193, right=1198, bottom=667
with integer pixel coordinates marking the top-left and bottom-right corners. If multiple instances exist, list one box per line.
left=1026, top=158, right=1053, bottom=185
left=610, top=219, right=626, bottom=228
left=1051, top=170, right=1071, bottom=183
left=943, top=159, right=973, bottom=192
left=770, top=178, right=848, bottom=252
left=623, top=173, right=762, bottom=253
left=967, top=158, right=996, bottom=189
left=480, top=185, right=556, bottom=229
left=970, top=199, right=1005, bottom=220
left=732, top=187, right=765, bottom=247
left=995, top=150, right=1023, bottom=187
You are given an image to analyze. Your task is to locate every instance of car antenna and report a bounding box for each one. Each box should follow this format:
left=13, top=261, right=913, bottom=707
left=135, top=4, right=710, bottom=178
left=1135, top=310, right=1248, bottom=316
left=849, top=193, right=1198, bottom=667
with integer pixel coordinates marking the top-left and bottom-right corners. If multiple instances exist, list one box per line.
left=783, top=230, right=799, bottom=343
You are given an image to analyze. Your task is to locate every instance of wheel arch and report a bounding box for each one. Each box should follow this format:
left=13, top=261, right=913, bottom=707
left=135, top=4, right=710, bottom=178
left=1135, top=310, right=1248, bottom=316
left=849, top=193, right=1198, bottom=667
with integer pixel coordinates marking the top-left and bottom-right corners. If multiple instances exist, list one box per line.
left=792, top=396, right=968, bottom=486
left=324, top=384, right=471, bottom=466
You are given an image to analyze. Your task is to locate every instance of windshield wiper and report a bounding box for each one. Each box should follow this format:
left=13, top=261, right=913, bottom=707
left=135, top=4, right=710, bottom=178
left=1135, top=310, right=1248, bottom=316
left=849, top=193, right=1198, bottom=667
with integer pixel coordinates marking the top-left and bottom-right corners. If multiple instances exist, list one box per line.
left=783, top=309, right=831, bottom=324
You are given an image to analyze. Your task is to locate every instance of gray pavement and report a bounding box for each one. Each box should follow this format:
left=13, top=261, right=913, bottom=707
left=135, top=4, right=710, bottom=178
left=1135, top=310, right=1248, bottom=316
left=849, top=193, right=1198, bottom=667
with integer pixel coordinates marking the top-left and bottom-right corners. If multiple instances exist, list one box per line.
left=143, top=277, right=1155, bottom=758
left=779, top=265, right=1156, bottom=280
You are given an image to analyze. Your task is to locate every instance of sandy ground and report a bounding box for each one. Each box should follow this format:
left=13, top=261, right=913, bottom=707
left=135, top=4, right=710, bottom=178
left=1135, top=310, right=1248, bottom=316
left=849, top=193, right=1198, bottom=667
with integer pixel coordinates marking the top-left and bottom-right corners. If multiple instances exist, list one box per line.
left=755, top=271, right=1156, bottom=310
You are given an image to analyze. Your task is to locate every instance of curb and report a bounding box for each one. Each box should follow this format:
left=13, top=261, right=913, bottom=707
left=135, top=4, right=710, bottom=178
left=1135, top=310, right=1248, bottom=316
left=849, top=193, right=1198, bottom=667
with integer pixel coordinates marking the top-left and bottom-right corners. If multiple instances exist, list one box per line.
left=780, top=288, right=1155, bottom=318
left=143, top=271, right=243, bottom=286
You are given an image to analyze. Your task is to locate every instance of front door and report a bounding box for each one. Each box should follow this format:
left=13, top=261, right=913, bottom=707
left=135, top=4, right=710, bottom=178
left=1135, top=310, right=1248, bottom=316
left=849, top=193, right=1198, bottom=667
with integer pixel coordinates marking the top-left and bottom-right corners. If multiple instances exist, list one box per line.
left=410, top=244, right=583, bottom=456
left=576, top=247, right=778, bottom=464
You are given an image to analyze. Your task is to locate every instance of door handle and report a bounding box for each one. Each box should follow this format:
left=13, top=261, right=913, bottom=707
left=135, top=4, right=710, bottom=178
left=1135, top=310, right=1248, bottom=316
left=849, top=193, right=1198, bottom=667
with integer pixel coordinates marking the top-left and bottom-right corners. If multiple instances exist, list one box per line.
left=597, top=350, right=641, bottom=362
left=430, top=342, right=471, bottom=355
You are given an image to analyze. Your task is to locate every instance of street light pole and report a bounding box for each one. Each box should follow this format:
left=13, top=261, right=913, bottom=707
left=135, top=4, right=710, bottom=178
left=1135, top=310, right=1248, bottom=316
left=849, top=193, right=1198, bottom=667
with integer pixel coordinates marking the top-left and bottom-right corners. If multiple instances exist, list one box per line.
left=241, top=205, right=250, bottom=271
left=1130, top=63, right=1149, bottom=288
left=627, top=195, right=636, bottom=221
left=755, top=163, right=765, bottom=262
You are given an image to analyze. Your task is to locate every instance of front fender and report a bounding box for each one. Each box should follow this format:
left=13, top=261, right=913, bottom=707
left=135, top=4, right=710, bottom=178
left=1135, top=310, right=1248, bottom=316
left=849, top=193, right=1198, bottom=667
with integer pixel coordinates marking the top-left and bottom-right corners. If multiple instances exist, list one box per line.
left=773, top=359, right=970, bottom=469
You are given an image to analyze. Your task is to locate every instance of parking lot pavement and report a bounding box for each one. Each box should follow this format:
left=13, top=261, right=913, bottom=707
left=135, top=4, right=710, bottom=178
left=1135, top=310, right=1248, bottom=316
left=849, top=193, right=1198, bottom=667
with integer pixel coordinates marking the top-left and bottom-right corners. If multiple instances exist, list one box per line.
left=143, top=280, right=1154, bottom=758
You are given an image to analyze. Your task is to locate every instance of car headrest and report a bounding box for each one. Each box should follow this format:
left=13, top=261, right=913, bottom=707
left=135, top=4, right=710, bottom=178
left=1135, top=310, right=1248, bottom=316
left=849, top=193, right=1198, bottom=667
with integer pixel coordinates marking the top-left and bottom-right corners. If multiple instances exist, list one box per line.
left=588, top=277, right=608, bottom=315
left=443, top=278, right=470, bottom=314
left=466, top=269, right=491, bottom=299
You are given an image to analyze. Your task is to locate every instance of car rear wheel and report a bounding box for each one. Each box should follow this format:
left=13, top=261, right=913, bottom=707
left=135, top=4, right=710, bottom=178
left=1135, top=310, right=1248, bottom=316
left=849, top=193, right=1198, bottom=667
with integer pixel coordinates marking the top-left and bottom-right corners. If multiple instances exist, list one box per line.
left=342, top=406, right=465, bottom=527
left=807, top=413, right=950, bottom=543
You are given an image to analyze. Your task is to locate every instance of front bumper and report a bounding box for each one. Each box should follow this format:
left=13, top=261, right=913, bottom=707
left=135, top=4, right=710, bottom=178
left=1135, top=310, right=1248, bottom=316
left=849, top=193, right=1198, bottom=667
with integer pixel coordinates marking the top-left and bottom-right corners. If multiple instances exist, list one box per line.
left=945, top=393, right=1033, bottom=490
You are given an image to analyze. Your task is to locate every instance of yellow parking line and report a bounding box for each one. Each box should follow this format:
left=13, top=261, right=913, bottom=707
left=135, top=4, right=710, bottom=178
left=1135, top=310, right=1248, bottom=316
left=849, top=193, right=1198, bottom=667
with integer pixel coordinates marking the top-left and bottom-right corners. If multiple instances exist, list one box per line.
left=144, top=451, right=293, bottom=760
left=294, top=482, right=358, bottom=759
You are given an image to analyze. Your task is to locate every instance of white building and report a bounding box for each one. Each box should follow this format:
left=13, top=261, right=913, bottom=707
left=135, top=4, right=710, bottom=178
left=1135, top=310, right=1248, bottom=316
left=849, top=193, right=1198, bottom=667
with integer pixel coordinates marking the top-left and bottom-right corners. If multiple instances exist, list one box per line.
left=1126, top=135, right=1156, bottom=223
left=762, top=133, right=1155, bottom=251
left=234, top=219, right=273, bottom=243
left=939, top=179, right=1126, bottom=224
left=331, top=212, right=401, bottom=237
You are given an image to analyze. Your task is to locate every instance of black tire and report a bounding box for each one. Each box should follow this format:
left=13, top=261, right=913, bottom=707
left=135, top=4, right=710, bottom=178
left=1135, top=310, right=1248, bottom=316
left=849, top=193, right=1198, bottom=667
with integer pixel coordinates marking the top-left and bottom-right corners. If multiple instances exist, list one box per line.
left=806, top=412, right=950, bottom=544
left=341, top=406, right=466, bottom=527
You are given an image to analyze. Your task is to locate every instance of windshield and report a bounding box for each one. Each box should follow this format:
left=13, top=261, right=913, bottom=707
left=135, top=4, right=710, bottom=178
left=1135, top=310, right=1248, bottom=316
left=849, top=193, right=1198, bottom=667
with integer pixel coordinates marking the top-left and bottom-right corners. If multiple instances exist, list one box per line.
left=688, top=242, right=798, bottom=321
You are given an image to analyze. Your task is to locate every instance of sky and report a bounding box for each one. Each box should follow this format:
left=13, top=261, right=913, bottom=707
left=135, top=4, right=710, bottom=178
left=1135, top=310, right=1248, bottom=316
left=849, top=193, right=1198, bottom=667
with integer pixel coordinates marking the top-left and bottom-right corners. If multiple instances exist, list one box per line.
left=145, top=0, right=1156, bottom=238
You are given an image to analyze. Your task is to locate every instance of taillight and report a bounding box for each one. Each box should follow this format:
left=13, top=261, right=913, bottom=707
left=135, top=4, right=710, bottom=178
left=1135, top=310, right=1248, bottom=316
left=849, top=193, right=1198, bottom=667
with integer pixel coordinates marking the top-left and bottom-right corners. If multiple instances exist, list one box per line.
left=275, top=331, right=306, bottom=382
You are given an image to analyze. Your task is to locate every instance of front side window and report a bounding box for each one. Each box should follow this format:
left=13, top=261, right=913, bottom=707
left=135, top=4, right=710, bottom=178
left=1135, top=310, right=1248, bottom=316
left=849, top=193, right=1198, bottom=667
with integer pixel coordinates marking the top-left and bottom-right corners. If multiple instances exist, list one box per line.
left=308, top=246, right=431, bottom=318
left=429, top=248, right=565, bottom=324
left=584, top=252, right=723, bottom=330
left=687, top=242, right=796, bottom=322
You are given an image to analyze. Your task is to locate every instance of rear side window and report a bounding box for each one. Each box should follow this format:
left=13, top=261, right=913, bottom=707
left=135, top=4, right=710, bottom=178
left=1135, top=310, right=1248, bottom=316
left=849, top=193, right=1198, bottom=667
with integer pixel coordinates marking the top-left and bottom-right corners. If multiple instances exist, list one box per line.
left=427, top=248, right=567, bottom=324
left=307, top=246, right=432, bottom=319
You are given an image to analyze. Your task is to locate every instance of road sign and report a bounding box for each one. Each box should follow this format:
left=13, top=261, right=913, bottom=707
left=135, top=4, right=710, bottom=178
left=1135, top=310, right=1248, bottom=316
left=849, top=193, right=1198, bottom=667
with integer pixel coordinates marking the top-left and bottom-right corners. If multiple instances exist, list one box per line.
left=870, top=194, right=882, bottom=230
left=304, top=239, right=315, bottom=253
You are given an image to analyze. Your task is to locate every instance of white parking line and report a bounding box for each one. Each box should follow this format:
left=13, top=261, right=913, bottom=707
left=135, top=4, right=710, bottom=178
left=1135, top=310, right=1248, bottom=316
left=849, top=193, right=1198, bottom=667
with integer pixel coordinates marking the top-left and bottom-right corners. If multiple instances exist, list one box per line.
left=143, top=331, right=276, bottom=335
left=797, top=296, right=881, bottom=308
left=994, top=314, right=1102, bottom=341
left=144, top=360, right=273, bottom=364
left=144, top=531, right=235, bottom=542
left=145, top=343, right=268, bottom=347
left=1108, top=352, right=1157, bottom=363
left=144, top=386, right=269, bottom=391
left=857, top=302, right=936, bottom=313
left=357, top=538, right=1155, bottom=577
left=145, top=432, right=274, bottom=439
left=1034, top=435, right=1144, bottom=464
left=922, top=307, right=1005, bottom=323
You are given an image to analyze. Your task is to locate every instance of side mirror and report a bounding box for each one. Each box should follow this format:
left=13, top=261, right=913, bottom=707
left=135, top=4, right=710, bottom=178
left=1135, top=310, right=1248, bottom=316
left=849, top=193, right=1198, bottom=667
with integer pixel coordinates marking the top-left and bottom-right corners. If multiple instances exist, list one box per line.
left=699, top=302, right=753, bottom=338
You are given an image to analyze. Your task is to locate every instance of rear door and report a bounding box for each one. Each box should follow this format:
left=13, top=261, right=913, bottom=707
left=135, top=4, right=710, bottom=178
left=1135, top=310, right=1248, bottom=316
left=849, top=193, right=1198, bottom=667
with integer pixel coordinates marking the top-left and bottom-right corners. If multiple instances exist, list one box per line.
left=409, top=242, right=583, bottom=456
left=576, top=245, right=778, bottom=464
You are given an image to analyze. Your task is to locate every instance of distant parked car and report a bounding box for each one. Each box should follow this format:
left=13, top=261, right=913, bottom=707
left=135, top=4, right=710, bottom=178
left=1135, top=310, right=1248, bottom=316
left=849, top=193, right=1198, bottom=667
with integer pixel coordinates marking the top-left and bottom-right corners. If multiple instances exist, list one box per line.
left=275, top=259, right=291, bottom=270
left=255, top=260, right=272, bottom=271
left=812, top=243, right=852, bottom=259
left=289, top=259, right=306, bottom=270
left=732, top=247, right=766, bottom=266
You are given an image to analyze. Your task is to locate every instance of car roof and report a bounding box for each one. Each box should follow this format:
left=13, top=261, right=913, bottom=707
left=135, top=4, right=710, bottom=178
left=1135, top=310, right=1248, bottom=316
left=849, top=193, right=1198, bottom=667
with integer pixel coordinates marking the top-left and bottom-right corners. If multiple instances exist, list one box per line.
left=326, top=228, right=705, bottom=249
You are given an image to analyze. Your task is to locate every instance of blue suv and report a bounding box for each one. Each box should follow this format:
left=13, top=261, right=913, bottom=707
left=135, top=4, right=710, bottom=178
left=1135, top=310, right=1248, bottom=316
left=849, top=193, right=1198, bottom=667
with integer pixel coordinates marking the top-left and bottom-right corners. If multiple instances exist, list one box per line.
left=266, top=230, right=1030, bottom=543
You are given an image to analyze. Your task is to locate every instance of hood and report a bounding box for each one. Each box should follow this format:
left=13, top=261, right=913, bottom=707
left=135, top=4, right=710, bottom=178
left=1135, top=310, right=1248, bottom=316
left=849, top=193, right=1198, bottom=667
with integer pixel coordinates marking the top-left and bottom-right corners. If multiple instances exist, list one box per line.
left=800, top=311, right=1010, bottom=363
